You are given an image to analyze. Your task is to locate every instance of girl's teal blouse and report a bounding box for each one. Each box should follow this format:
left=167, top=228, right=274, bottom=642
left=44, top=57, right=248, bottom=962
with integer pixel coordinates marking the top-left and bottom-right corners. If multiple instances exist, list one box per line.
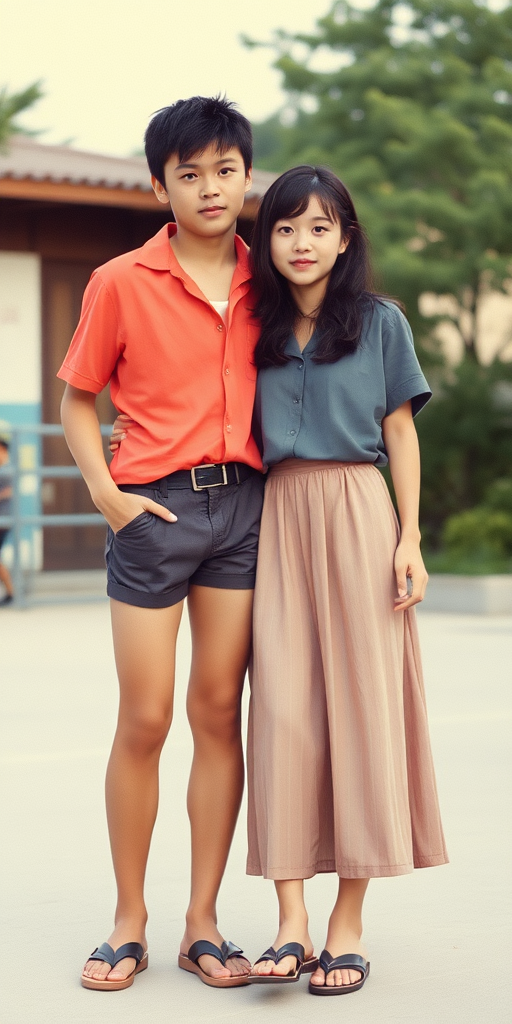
left=252, top=300, right=431, bottom=469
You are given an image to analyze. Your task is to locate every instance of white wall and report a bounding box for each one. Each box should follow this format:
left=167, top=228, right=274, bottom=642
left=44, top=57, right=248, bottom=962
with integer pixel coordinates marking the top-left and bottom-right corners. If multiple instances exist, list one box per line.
left=0, top=252, right=41, bottom=404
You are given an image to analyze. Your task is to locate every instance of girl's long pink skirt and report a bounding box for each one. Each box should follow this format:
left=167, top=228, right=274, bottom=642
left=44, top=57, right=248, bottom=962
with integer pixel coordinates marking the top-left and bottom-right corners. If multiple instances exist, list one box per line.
left=247, top=460, right=448, bottom=880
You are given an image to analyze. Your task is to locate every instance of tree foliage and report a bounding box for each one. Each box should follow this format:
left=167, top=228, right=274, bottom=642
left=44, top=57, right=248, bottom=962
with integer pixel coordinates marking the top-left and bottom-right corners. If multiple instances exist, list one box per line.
left=0, top=81, right=44, bottom=149
left=249, top=1, right=512, bottom=360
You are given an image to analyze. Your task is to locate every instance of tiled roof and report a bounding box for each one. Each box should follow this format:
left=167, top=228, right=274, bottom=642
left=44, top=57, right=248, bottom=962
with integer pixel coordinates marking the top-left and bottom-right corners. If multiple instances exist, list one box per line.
left=0, top=135, right=276, bottom=199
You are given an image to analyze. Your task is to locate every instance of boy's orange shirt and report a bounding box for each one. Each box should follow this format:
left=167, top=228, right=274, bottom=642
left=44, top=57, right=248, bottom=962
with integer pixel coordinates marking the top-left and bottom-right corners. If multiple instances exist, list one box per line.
left=57, top=223, right=263, bottom=484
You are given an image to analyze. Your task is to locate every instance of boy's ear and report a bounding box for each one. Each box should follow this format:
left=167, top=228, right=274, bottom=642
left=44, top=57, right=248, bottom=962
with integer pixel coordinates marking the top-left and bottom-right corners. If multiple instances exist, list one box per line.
left=244, top=167, right=253, bottom=194
left=151, top=175, right=170, bottom=205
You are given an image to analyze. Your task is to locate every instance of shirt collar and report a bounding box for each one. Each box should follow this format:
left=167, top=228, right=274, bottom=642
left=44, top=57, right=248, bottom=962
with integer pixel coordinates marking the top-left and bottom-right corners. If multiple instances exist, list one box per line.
left=285, top=329, right=319, bottom=357
left=135, top=223, right=252, bottom=294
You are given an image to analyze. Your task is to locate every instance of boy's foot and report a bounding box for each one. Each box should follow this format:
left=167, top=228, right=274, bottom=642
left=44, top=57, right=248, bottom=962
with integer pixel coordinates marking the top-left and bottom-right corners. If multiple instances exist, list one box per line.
left=250, top=917, right=314, bottom=979
left=181, top=920, right=251, bottom=981
left=81, top=919, right=147, bottom=984
left=309, top=925, right=368, bottom=989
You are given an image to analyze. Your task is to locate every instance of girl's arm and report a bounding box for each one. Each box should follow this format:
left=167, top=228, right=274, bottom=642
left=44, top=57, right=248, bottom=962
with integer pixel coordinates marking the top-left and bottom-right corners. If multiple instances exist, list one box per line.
left=382, top=400, right=428, bottom=611
left=60, top=385, right=176, bottom=533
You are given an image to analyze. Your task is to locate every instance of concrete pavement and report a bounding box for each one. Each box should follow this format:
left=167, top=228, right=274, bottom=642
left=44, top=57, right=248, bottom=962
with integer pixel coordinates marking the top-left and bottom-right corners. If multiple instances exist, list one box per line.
left=1, top=603, right=511, bottom=1023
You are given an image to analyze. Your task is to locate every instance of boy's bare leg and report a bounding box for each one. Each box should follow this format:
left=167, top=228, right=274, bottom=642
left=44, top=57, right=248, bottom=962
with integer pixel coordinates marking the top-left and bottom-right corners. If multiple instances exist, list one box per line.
left=82, top=598, right=184, bottom=983
left=181, top=585, right=253, bottom=980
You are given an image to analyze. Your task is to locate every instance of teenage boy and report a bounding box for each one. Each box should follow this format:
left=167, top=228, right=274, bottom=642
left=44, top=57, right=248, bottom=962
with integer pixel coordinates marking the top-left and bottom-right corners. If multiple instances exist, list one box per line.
left=58, top=96, right=264, bottom=990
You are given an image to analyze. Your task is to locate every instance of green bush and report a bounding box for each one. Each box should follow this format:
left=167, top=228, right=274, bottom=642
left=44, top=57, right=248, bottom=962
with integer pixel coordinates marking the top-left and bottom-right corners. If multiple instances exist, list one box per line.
left=483, top=478, right=512, bottom=516
left=443, top=508, right=512, bottom=559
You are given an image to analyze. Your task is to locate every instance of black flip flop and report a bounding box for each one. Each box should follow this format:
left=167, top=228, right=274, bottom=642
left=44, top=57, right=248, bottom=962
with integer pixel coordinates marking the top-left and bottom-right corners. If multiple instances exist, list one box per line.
left=178, top=939, right=250, bottom=988
left=249, top=942, right=319, bottom=984
left=308, top=949, right=370, bottom=995
left=81, top=941, right=148, bottom=990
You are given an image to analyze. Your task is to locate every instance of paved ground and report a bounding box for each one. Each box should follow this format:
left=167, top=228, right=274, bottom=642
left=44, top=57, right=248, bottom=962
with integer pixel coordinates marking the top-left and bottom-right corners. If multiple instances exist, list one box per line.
left=1, top=602, right=511, bottom=1024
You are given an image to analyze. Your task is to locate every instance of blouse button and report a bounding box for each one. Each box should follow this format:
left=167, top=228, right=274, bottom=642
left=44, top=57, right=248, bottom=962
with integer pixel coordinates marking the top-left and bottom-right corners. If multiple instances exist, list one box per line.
left=216, top=324, right=223, bottom=332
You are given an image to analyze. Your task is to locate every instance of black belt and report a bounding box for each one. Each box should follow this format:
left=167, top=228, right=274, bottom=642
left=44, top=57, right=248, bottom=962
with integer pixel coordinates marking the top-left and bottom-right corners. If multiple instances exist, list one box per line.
left=155, top=462, right=255, bottom=496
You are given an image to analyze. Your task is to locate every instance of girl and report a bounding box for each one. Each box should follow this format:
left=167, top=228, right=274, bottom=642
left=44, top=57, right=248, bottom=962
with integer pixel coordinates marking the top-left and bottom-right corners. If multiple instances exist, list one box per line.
left=246, top=165, right=447, bottom=994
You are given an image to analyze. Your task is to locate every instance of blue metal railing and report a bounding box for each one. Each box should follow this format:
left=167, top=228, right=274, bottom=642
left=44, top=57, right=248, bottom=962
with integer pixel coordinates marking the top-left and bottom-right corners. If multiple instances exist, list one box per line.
left=0, top=424, right=111, bottom=608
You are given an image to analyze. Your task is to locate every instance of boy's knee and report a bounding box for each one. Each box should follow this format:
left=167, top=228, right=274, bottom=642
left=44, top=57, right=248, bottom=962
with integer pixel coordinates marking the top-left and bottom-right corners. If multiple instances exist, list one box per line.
left=120, top=705, right=172, bottom=755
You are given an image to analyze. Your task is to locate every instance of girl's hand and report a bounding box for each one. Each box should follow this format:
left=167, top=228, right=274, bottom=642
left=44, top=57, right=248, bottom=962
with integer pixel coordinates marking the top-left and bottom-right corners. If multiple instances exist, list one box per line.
left=393, top=538, right=428, bottom=611
left=109, top=413, right=134, bottom=452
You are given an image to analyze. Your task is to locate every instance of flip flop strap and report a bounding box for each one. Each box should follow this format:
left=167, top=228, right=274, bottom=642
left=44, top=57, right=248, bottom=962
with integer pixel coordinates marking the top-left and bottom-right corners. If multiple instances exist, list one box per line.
left=113, top=942, right=145, bottom=967
left=88, top=941, right=145, bottom=968
left=319, top=949, right=367, bottom=977
left=88, top=942, right=115, bottom=966
left=254, top=942, right=305, bottom=967
left=221, top=940, right=245, bottom=963
left=187, top=940, right=225, bottom=966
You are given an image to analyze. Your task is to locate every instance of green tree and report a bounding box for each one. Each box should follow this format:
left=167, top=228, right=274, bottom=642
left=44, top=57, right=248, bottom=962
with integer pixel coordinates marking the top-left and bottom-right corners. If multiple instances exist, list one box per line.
left=0, top=81, right=44, bottom=149
left=248, top=1, right=512, bottom=358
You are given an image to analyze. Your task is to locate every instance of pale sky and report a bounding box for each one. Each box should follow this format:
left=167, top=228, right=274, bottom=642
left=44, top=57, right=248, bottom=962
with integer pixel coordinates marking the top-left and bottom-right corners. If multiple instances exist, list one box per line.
left=1, top=1, right=507, bottom=158
left=0, top=0, right=335, bottom=156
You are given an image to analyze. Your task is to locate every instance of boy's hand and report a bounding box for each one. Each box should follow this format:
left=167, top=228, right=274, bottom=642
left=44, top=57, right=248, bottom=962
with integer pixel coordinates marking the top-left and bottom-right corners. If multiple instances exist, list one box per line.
left=96, top=487, right=177, bottom=534
left=109, top=413, right=134, bottom=453
left=393, top=538, right=428, bottom=611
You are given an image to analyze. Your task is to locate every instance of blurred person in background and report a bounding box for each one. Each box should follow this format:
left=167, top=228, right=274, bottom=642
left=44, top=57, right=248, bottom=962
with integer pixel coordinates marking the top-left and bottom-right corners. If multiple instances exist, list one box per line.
left=0, top=435, right=14, bottom=606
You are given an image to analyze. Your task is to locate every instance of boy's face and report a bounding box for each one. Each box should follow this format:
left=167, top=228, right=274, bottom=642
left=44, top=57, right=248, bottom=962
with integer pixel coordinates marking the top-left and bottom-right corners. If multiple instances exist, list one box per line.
left=0, top=445, right=9, bottom=466
left=152, top=144, right=252, bottom=238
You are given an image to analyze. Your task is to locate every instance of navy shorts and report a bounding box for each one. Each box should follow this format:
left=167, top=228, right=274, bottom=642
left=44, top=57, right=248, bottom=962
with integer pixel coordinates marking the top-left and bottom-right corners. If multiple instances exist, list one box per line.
left=105, top=464, right=265, bottom=608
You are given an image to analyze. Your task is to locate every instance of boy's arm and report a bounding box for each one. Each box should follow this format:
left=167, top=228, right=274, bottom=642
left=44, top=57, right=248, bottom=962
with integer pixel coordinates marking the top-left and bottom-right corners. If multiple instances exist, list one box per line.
left=61, top=385, right=176, bottom=532
left=382, top=399, right=428, bottom=611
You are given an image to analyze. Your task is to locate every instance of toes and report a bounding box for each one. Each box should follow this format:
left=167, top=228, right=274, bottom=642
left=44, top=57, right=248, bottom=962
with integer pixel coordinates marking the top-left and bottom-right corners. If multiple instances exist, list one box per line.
left=252, top=961, right=273, bottom=976
left=311, top=968, right=325, bottom=986
left=197, top=955, right=230, bottom=979
left=107, top=959, right=136, bottom=981
left=84, top=960, right=110, bottom=980
left=273, top=956, right=296, bottom=976
left=227, top=957, right=250, bottom=976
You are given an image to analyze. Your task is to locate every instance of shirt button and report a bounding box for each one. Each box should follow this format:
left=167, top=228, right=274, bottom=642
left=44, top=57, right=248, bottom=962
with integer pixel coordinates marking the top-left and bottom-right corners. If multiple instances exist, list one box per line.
left=293, top=398, right=299, bottom=404
left=216, top=324, right=223, bottom=332
left=289, top=430, right=296, bottom=436
left=225, top=367, right=230, bottom=374
left=297, top=363, right=303, bottom=370
left=226, top=424, right=232, bottom=432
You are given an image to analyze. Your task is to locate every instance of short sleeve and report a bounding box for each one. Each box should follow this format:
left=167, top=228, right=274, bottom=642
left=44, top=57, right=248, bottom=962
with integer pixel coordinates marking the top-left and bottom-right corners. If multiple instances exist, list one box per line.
left=57, top=271, right=123, bottom=394
left=381, top=304, right=431, bottom=417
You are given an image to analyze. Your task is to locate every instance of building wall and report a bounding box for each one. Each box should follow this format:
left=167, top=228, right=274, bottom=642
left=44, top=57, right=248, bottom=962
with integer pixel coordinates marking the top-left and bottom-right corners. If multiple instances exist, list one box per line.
left=0, top=251, right=42, bottom=569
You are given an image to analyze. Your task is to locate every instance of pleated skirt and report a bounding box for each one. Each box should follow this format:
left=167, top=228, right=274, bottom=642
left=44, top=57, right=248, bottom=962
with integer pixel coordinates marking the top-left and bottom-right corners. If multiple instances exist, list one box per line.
left=247, top=460, right=448, bottom=880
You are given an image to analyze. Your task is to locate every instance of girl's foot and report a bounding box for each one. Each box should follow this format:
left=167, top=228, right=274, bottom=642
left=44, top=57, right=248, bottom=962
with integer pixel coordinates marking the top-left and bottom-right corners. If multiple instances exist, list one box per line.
left=81, top=916, right=148, bottom=983
left=181, top=916, right=251, bottom=981
left=310, top=924, right=368, bottom=989
left=250, top=914, right=314, bottom=978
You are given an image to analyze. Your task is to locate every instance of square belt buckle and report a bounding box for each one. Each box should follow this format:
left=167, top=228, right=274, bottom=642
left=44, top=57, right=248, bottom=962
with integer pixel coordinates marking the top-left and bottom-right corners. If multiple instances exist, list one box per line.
left=191, top=463, right=228, bottom=491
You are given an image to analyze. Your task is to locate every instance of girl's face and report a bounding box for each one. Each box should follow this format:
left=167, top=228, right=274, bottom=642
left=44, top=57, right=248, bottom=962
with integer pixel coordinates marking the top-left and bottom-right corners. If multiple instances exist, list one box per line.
left=270, top=195, right=348, bottom=290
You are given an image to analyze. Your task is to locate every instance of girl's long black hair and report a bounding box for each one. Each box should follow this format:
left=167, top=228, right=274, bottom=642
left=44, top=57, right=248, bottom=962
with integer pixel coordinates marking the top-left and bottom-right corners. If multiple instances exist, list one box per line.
left=251, top=165, right=385, bottom=367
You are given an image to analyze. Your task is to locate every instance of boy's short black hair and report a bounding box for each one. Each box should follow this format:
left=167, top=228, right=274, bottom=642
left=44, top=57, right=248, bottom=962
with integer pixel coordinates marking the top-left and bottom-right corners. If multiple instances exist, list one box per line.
left=145, top=95, right=252, bottom=187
